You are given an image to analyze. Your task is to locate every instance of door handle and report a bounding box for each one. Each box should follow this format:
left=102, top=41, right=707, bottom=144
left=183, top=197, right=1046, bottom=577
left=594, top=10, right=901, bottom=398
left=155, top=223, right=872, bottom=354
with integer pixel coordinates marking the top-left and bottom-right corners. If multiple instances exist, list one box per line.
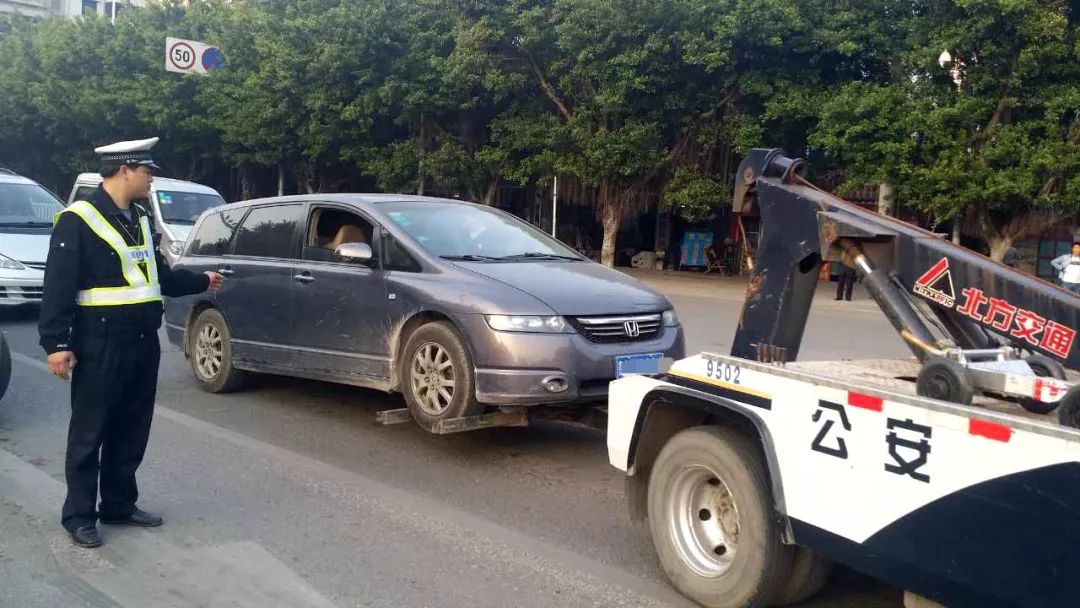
left=294, top=273, right=315, bottom=284
left=218, top=267, right=234, bottom=276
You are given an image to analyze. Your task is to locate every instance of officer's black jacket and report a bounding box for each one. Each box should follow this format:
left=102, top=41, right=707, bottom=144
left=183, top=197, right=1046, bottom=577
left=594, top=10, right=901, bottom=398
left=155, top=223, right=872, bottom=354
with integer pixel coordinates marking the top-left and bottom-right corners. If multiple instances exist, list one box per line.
left=38, top=185, right=209, bottom=355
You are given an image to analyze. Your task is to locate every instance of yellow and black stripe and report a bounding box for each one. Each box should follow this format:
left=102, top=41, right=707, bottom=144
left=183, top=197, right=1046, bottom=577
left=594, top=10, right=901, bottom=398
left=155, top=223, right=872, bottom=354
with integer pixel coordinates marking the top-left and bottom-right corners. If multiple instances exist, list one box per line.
left=663, top=370, right=773, bottom=410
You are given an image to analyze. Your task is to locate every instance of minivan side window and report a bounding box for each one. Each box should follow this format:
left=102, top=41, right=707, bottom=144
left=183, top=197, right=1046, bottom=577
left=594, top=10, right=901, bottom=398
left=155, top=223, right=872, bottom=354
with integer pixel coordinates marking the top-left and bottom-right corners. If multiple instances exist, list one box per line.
left=189, top=209, right=244, bottom=256
left=303, top=206, right=380, bottom=264
left=232, top=204, right=303, bottom=259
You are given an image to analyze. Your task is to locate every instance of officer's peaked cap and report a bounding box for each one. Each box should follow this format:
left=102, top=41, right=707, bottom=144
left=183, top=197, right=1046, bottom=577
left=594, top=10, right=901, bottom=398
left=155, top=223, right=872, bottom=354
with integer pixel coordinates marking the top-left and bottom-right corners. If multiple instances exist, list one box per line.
left=95, top=137, right=161, bottom=171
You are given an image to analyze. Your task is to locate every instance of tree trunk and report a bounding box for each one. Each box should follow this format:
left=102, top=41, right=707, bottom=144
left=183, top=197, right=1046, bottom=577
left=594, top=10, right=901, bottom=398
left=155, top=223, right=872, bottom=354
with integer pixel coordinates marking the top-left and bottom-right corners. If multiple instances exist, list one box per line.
left=277, top=164, right=285, bottom=197
left=599, top=180, right=622, bottom=268
left=240, top=165, right=252, bottom=201
left=877, top=182, right=895, bottom=216
left=986, top=235, right=1015, bottom=263
left=481, top=179, right=498, bottom=205
left=416, top=114, right=428, bottom=196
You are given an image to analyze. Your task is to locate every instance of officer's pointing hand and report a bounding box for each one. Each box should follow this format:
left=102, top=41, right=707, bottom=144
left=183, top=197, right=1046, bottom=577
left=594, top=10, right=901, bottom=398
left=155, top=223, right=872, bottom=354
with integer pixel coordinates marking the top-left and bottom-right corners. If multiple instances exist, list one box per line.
left=47, top=351, right=77, bottom=381
left=204, top=271, right=225, bottom=294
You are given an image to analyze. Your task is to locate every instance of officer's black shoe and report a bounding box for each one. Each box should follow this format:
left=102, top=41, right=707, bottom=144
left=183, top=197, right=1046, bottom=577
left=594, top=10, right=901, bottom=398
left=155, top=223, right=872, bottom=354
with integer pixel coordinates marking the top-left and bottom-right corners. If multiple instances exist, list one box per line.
left=69, top=525, right=102, bottom=548
left=100, top=508, right=163, bottom=528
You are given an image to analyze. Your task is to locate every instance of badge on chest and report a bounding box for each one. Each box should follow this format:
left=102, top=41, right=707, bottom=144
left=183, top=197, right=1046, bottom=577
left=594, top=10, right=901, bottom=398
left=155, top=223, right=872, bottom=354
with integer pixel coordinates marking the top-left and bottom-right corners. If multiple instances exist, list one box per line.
left=128, top=247, right=153, bottom=263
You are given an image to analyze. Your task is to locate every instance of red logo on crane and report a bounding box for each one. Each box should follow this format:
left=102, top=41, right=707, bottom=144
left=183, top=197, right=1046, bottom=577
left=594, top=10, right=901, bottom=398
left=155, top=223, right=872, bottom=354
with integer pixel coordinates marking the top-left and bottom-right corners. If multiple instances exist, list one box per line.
left=913, top=258, right=956, bottom=307
left=914, top=257, right=1077, bottom=359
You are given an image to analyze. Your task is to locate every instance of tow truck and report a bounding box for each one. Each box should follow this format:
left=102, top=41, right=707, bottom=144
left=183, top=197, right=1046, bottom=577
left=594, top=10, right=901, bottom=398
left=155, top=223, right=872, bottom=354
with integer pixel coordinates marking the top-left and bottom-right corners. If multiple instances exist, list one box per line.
left=606, top=149, right=1080, bottom=608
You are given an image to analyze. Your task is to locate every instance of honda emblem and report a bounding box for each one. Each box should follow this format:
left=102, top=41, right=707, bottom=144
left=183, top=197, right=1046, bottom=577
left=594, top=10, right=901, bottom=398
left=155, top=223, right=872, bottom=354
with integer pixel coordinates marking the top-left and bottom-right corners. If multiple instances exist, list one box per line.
left=624, top=320, right=641, bottom=338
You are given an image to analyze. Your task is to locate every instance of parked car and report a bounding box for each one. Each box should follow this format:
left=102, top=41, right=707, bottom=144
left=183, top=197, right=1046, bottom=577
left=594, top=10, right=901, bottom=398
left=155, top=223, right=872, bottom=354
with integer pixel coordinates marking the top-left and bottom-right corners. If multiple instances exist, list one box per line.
left=0, top=168, right=66, bottom=306
left=164, top=194, right=685, bottom=430
left=68, top=173, right=226, bottom=266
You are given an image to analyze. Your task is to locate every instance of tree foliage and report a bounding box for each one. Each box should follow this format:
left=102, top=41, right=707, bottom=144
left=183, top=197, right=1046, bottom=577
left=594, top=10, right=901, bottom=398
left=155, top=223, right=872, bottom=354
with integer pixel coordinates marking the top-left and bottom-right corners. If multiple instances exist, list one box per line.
left=1, top=0, right=1079, bottom=265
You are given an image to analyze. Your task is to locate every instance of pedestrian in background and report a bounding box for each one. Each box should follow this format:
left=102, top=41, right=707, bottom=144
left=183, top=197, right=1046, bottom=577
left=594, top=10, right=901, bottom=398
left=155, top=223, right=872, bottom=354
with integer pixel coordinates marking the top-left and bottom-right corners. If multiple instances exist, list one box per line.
left=835, top=263, right=857, bottom=301
left=1051, top=242, right=1080, bottom=295
left=37, top=138, right=224, bottom=548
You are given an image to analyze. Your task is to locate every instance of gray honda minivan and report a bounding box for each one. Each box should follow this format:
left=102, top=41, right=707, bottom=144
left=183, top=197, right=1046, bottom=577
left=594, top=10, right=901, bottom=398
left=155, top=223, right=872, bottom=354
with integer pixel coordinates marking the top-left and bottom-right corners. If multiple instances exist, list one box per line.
left=164, top=194, right=685, bottom=431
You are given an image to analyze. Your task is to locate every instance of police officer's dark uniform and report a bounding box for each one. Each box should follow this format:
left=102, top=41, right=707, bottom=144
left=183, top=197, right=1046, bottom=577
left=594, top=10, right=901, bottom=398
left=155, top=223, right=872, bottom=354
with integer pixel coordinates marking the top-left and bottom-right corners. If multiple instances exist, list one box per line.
left=38, top=138, right=212, bottom=547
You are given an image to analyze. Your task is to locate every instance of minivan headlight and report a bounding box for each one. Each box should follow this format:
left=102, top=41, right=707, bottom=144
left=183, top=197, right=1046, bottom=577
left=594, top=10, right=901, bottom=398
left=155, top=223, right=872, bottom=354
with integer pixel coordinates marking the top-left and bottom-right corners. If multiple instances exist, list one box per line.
left=0, top=253, right=26, bottom=271
left=662, top=309, right=680, bottom=327
left=485, top=315, right=567, bottom=333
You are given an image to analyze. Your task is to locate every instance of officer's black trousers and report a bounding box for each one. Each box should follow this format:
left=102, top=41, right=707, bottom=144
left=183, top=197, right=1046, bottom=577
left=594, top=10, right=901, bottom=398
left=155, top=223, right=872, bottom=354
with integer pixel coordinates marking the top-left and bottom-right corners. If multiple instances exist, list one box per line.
left=62, top=323, right=160, bottom=531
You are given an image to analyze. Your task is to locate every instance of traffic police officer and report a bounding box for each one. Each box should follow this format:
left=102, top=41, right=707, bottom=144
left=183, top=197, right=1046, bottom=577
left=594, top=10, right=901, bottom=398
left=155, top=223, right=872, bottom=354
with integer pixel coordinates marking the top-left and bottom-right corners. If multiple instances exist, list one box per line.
left=38, top=137, right=224, bottom=548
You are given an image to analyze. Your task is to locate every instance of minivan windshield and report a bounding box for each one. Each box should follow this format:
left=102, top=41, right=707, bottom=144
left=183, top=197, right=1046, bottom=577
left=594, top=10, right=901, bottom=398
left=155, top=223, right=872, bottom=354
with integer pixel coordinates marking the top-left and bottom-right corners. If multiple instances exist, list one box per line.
left=0, top=182, right=64, bottom=227
left=379, top=201, right=583, bottom=261
left=156, top=190, right=226, bottom=225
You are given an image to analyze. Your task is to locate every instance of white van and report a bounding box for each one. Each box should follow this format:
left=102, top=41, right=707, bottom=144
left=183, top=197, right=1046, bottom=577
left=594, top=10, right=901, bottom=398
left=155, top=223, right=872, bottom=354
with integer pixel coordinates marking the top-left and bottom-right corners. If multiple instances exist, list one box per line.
left=0, top=168, right=65, bottom=306
left=68, top=174, right=227, bottom=266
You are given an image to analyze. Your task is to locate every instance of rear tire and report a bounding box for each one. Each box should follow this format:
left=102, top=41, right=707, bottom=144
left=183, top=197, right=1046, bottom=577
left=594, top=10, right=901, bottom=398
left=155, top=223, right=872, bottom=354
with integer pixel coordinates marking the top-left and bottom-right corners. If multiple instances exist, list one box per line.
left=647, top=425, right=793, bottom=608
left=0, top=332, right=10, bottom=402
left=1019, top=354, right=1068, bottom=415
left=189, top=308, right=246, bottom=393
left=401, top=322, right=482, bottom=431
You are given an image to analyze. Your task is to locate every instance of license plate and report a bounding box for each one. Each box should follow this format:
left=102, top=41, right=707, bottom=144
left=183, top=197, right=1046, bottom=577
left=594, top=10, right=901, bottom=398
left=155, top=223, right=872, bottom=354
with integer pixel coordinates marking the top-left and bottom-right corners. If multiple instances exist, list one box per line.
left=615, top=353, right=664, bottom=378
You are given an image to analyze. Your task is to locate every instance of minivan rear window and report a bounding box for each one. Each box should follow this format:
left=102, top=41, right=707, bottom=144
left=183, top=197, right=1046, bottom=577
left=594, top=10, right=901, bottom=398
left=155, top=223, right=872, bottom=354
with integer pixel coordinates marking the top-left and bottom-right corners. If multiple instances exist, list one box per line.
left=189, top=209, right=244, bottom=256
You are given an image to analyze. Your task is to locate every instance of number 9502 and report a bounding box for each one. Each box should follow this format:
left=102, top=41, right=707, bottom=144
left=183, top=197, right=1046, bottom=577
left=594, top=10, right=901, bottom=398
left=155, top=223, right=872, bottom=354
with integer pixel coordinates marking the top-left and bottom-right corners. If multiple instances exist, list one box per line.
left=705, top=359, right=741, bottom=384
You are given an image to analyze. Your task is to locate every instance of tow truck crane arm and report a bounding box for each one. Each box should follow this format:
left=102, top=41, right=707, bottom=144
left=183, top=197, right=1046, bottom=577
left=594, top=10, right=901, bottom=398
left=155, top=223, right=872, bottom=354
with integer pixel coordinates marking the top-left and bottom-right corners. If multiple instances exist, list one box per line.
left=730, top=148, right=1080, bottom=422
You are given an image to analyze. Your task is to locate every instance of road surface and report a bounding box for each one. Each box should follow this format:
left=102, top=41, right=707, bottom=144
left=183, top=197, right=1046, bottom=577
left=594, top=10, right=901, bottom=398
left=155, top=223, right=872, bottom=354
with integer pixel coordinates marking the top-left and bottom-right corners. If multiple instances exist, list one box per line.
left=0, top=276, right=906, bottom=608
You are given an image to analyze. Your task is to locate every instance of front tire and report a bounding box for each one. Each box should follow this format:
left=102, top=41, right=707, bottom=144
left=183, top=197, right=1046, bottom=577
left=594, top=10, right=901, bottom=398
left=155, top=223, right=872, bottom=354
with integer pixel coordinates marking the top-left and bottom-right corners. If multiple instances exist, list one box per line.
left=189, top=308, right=245, bottom=393
left=772, top=547, right=833, bottom=606
left=647, top=426, right=793, bottom=608
left=401, top=322, right=482, bottom=431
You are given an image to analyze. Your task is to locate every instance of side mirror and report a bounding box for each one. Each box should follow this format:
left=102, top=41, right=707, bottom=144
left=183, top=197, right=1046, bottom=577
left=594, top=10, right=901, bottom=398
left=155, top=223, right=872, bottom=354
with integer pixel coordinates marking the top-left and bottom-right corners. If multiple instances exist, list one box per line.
left=335, top=242, right=373, bottom=263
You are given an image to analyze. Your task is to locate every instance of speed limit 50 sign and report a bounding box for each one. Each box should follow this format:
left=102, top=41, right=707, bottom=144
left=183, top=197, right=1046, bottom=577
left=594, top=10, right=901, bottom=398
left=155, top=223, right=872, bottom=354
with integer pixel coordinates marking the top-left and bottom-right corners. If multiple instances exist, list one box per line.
left=166, top=37, right=224, bottom=75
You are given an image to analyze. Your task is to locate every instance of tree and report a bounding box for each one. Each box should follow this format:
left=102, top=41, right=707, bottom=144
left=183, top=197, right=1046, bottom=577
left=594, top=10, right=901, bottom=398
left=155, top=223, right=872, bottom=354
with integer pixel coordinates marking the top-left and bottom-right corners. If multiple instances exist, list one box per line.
left=811, top=0, right=1080, bottom=261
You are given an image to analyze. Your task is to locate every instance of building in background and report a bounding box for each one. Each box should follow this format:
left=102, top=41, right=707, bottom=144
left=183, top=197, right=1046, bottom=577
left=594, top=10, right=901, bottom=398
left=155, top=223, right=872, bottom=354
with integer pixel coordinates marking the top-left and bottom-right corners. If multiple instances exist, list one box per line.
left=0, top=0, right=142, bottom=20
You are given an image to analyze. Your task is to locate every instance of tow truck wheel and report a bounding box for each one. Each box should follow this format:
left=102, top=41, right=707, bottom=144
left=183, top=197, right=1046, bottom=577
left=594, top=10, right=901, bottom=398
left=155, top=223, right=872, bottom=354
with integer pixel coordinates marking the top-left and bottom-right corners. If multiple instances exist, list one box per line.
left=1018, top=355, right=1068, bottom=415
left=915, top=357, right=974, bottom=405
left=0, top=332, right=10, bottom=403
left=401, top=322, right=482, bottom=432
left=189, top=308, right=246, bottom=394
left=1056, top=386, right=1080, bottom=429
left=647, top=425, right=793, bottom=608
left=772, top=547, right=833, bottom=606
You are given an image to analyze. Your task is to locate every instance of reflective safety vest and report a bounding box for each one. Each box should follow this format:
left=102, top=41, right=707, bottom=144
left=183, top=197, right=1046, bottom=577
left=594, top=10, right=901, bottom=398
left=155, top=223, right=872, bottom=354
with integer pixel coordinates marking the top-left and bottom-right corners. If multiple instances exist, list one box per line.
left=54, top=201, right=162, bottom=306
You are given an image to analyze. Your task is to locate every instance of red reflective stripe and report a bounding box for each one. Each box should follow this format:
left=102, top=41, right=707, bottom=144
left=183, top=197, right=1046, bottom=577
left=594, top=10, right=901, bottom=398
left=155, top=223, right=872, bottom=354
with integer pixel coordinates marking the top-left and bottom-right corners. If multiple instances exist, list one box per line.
left=969, top=419, right=1012, bottom=443
left=847, top=392, right=883, bottom=412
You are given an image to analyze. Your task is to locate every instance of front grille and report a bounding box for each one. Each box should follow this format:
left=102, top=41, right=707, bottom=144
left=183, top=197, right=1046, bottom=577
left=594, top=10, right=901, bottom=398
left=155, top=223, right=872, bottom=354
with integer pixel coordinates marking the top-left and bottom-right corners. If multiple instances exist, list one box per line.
left=20, top=261, right=46, bottom=271
left=0, top=286, right=43, bottom=300
left=568, top=313, right=663, bottom=344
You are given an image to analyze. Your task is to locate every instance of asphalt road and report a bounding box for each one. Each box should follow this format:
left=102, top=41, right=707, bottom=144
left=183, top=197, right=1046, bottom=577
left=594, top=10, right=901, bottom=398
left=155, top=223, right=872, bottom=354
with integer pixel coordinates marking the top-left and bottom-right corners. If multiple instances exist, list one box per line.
left=0, top=279, right=908, bottom=608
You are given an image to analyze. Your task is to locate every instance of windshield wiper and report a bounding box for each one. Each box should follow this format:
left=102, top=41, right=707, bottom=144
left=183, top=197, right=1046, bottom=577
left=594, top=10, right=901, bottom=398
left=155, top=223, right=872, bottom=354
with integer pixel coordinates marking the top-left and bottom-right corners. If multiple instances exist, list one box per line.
left=165, top=219, right=197, bottom=225
left=492, top=252, right=582, bottom=261
left=440, top=254, right=500, bottom=262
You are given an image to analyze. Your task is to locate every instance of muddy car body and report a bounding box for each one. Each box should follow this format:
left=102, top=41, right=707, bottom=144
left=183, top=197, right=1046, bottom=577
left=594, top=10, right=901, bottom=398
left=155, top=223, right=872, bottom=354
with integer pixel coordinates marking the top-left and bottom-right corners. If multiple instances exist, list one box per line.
left=165, top=194, right=685, bottom=428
